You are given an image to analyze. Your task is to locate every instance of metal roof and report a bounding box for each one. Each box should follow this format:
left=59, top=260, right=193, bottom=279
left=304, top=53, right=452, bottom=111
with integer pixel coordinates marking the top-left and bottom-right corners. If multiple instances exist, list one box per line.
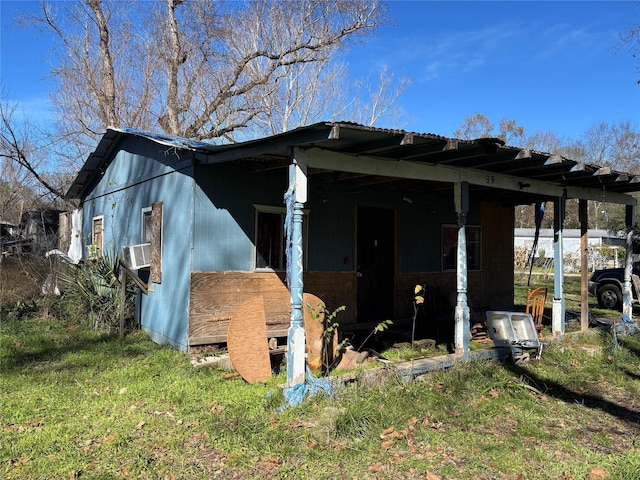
left=67, top=122, right=640, bottom=206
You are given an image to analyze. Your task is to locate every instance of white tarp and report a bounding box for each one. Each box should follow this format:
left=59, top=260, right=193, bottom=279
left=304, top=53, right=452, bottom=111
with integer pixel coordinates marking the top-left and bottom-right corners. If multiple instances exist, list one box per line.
left=67, top=208, right=83, bottom=263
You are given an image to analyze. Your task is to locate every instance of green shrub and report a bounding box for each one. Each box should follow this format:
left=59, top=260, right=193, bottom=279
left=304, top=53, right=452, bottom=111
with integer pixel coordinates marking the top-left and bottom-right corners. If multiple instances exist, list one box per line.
left=55, top=254, right=136, bottom=332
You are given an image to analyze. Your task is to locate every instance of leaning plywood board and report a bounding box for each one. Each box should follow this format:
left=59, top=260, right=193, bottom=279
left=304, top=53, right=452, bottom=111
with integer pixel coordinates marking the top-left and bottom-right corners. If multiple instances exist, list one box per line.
left=227, top=295, right=271, bottom=383
left=302, top=293, right=339, bottom=372
left=303, top=293, right=326, bottom=371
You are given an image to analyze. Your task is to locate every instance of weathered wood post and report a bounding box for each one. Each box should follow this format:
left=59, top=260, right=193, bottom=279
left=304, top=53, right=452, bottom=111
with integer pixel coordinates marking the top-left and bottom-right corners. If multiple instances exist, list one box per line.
left=454, top=181, right=470, bottom=354
left=552, top=194, right=566, bottom=336
left=285, top=160, right=308, bottom=388
left=119, top=265, right=126, bottom=338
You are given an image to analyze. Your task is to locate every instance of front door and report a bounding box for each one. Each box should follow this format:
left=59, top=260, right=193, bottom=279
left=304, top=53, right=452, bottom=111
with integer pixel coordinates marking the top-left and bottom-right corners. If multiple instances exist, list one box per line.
left=356, top=206, right=395, bottom=323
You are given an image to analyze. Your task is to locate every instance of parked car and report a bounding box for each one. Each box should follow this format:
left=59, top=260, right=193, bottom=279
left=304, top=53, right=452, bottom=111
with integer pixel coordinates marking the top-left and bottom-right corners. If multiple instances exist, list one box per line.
left=588, top=263, right=640, bottom=310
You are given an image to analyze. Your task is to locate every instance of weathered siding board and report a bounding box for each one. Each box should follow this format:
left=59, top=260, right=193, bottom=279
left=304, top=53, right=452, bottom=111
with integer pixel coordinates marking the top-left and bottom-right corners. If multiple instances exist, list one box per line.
left=81, top=138, right=196, bottom=351
left=188, top=271, right=357, bottom=345
left=304, top=272, right=357, bottom=322
left=397, top=194, right=454, bottom=273
left=481, top=202, right=515, bottom=309
left=58, top=211, right=72, bottom=253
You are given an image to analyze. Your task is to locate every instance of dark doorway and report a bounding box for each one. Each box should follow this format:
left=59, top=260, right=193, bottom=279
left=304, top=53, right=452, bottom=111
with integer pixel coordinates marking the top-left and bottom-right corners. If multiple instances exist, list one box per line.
left=356, top=206, right=395, bottom=324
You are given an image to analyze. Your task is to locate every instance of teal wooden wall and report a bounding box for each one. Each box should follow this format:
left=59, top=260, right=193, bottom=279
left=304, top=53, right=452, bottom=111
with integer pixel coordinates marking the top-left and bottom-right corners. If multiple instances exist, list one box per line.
left=192, top=163, right=481, bottom=274
left=81, top=136, right=195, bottom=351
left=79, top=135, right=487, bottom=351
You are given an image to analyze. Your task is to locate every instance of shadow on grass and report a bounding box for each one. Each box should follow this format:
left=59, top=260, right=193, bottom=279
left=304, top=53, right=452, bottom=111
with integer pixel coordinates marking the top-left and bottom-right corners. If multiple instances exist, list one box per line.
left=503, top=359, right=640, bottom=427
left=619, top=336, right=640, bottom=358
left=2, top=320, right=153, bottom=374
left=618, top=334, right=640, bottom=381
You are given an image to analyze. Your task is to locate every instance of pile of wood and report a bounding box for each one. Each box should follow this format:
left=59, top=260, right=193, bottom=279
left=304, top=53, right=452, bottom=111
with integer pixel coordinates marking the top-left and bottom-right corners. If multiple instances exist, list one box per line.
left=471, top=320, right=490, bottom=342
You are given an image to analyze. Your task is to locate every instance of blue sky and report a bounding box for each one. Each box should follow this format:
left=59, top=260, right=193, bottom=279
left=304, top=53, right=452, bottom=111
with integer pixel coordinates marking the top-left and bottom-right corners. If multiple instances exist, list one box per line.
left=1, top=1, right=638, bottom=141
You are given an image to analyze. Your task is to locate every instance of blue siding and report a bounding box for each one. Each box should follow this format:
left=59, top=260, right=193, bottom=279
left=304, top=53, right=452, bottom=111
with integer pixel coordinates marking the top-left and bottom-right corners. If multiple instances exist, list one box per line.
left=81, top=136, right=195, bottom=351
left=191, top=163, right=480, bottom=275
left=306, top=183, right=480, bottom=273
left=306, top=187, right=355, bottom=271
left=192, top=163, right=288, bottom=271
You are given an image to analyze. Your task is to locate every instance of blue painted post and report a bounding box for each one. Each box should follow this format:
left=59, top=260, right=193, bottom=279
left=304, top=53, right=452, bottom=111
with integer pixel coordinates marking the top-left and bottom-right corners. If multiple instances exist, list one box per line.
left=552, top=196, right=566, bottom=336
left=286, top=162, right=307, bottom=388
left=454, top=182, right=470, bottom=354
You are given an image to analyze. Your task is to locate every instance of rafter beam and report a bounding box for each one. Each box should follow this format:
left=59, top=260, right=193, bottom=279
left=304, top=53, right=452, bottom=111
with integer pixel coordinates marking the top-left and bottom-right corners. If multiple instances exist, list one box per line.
left=292, top=147, right=637, bottom=206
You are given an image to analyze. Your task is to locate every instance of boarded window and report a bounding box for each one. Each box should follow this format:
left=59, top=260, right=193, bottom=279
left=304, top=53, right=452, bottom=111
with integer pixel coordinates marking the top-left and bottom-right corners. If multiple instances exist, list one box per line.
left=150, top=201, right=163, bottom=283
left=256, top=210, right=283, bottom=269
left=254, top=206, right=308, bottom=271
left=92, top=216, right=104, bottom=258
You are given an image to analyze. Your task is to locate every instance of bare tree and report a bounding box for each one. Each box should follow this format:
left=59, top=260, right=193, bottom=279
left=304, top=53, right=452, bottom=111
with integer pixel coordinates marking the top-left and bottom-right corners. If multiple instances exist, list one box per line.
left=573, top=121, right=640, bottom=174
left=453, top=113, right=494, bottom=140
left=618, top=22, right=640, bottom=85
left=349, top=65, right=411, bottom=128
left=33, top=0, right=389, bottom=157
left=38, top=0, right=157, bottom=158
left=453, top=113, right=525, bottom=145
left=0, top=98, right=66, bottom=200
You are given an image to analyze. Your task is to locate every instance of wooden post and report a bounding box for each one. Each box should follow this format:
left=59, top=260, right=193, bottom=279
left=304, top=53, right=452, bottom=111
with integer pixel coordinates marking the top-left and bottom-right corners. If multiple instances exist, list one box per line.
left=119, top=265, right=126, bottom=338
left=454, top=182, right=470, bottom=354
left=579, top=200, right=589, bottom=332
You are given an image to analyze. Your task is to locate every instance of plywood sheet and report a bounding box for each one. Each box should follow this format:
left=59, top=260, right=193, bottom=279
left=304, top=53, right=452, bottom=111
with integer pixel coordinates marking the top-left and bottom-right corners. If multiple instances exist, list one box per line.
left=227, top=295, right=271, bottom=383
left=302, top=293, right=337, bottom=371
left=189, top=271, right=358, bottom=344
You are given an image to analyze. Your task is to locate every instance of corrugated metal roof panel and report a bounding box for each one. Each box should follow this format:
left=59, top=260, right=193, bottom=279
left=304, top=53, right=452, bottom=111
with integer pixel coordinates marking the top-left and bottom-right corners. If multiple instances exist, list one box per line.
left=66, top=122, right=640, bottom=204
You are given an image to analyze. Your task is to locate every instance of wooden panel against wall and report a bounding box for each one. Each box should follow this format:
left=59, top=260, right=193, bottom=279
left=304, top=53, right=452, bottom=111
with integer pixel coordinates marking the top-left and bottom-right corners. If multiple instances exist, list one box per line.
left=481, top=202, right=514, bottom=309
left=188, top=271, right=357, bottom=346
left=303, top=272, right=357, bottom=324
left=58, top=212, right=72, bottom=253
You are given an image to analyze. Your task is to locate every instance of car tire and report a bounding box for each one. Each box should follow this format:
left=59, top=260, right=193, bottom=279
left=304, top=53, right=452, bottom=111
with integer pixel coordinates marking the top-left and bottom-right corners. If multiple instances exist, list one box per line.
left=597, top=283, right=622, bottom=310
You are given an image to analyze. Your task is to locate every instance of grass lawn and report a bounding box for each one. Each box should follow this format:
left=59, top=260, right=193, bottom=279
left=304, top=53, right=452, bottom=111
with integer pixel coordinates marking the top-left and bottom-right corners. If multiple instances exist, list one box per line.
left=2, top=262, right=640, bottom=479
left=2, top=308, right=640, bottom=479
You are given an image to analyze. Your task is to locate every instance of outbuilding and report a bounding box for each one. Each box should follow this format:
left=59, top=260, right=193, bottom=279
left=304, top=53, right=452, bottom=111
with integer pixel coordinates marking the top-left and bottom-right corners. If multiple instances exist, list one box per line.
left=65, top=122, right=640, bottom=364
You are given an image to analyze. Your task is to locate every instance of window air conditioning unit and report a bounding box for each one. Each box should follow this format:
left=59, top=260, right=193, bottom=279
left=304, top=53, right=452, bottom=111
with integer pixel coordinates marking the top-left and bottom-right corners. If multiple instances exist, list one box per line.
left=122, top=243, right=151, bottom=269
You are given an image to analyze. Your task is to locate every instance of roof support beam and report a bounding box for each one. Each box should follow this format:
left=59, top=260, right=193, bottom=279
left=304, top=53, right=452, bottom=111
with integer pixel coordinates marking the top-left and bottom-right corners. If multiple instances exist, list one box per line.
left=293, top=147, right=637, bottom=206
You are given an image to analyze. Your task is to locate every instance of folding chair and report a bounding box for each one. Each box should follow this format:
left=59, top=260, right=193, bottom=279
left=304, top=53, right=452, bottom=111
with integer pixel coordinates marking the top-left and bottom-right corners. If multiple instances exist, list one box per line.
left=526, top=287, right=547, bottom=333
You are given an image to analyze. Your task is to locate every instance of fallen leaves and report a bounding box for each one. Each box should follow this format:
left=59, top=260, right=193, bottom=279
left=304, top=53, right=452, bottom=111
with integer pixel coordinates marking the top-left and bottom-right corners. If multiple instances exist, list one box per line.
left=379, top=416, right=420, bottom=452
left=588, top=467, right=609, bottom=479
left=423, top=472, right=442, bottom=480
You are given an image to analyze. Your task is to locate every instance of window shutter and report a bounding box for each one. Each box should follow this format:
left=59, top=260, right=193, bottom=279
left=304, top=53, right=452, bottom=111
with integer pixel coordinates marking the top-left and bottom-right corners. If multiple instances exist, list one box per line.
left=151, top=201, right=163, bottom=283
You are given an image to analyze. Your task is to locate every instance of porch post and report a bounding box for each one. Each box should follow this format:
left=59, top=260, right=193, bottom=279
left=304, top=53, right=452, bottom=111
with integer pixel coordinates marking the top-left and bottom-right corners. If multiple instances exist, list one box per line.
left=579, top=199, right=589, bottom=332
left=622, top=204, right=635, bottom=319
left=552, top=195, right=566, bottom=336
left=454, top=181, right=471, bottom=354
left=285, top=161, right=308, bottom=388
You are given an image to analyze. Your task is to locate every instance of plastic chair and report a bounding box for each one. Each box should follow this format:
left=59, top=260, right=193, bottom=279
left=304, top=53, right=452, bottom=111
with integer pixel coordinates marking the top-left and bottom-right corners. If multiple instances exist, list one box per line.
left=526, top=287, right=547, bottom=333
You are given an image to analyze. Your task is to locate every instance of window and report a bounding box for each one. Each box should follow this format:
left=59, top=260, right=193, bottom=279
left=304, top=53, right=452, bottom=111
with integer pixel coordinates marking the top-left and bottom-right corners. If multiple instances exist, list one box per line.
left=91, top=216, right=104, bottom=258
left=442, top=224, right=481, bottom=271
left=141, top=207, right=152, bottom=244
left=254, top=205, right=308, bottom=270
